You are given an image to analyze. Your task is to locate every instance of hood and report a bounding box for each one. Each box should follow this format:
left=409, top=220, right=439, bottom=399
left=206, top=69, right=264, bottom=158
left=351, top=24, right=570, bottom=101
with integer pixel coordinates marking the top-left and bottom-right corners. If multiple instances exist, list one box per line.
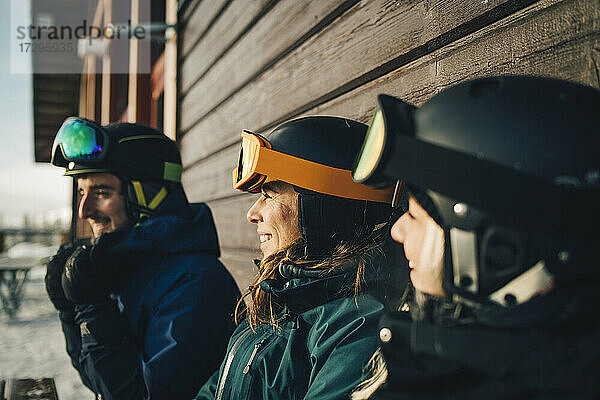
left=378, top=282, right=600, bottom=398
left=380, top=309, right=600, bottom=394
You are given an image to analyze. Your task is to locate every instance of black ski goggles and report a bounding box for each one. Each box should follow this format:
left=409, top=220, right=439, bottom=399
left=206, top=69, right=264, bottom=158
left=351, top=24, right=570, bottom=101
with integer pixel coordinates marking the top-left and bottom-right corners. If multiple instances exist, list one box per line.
left=352, top=95, right=416, bottom=189
left=51, top=117, right=109, bottom=167
left=351, top=94, right=417, bottom=207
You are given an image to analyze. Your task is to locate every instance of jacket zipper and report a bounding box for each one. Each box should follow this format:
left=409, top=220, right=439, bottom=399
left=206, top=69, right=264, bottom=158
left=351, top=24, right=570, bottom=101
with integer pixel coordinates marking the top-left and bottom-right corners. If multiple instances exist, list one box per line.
left=215, top=328, right=252, bottom=400
left=243, top=338, right=267, bottom=374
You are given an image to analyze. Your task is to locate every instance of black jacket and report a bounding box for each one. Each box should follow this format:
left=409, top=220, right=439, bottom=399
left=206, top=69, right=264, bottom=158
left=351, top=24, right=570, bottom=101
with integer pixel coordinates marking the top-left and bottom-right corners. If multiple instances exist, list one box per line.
left=373, top=284, right=600, bottom=399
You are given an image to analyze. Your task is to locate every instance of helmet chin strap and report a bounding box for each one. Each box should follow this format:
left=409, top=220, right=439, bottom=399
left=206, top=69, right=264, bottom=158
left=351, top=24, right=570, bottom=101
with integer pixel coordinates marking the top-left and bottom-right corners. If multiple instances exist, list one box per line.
left=449, top=228, right=479, bottom=294
left=127, top=180, right=168, bottom=225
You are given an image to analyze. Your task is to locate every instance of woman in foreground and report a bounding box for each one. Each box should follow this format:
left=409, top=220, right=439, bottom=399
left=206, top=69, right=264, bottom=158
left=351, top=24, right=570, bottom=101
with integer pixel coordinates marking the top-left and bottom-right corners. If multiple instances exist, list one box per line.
left=352, top=76, right=600, bottom=399
left=195, top=116, right=396, bottom=400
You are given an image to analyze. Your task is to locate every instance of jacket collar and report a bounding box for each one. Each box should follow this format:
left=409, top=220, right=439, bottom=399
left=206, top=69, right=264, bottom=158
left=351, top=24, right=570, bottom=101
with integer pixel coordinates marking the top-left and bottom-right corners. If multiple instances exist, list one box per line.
left=101, top=199, right=220, bottom=261
left=259, top=250, right=389, bottom=314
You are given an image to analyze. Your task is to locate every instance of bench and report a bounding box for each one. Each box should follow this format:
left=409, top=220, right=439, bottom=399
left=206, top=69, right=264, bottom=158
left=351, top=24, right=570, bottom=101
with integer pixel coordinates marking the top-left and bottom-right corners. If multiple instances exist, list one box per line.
left=0, top=378, right=58, bottom=400
left=0, top=257, right=38, bottom=318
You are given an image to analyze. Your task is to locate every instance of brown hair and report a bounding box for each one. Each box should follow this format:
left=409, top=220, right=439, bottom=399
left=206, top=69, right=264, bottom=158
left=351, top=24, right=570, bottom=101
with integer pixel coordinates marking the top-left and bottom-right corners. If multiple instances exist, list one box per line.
left=235, top=225, right=386, bottom=329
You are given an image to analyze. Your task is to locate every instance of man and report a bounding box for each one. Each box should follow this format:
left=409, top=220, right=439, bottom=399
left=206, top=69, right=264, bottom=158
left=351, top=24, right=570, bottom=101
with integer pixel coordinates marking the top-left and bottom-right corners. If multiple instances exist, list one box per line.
left=45, top=118, right=241, bottom=400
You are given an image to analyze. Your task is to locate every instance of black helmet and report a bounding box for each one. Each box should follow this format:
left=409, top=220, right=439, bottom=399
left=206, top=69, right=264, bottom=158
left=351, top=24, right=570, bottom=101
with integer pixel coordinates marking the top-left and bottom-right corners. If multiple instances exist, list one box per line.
left=353, top=76, right=600, bottom=307
left=52, top=118, right=183, bottom=223
left=234, top=116, right=394, bottom=258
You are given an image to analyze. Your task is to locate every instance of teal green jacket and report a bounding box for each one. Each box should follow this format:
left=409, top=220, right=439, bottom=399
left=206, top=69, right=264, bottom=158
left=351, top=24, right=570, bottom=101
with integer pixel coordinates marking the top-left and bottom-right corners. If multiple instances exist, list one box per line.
left=195, top=268, right=387, bottom=400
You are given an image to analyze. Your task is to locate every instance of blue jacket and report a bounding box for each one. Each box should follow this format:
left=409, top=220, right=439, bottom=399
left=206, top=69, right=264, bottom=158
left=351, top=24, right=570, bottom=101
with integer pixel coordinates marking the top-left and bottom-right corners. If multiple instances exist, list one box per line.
left=61, top=190, right=240, bottom=399
left=195, top=256, right=391, bottom=400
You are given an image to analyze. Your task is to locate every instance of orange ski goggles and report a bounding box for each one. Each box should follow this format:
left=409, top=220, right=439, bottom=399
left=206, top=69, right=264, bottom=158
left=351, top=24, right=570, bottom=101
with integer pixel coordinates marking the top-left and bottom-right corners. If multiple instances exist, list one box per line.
left=232, top=130, right=394, bottom=203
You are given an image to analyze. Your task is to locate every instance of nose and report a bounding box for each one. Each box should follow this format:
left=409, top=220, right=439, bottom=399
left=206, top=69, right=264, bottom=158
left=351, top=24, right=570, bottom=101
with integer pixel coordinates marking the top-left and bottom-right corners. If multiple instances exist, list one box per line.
left=247, top=197, right=263, bottom=224
left=390, top=212, right=410, bottom=243
left=78, top=192, right=96, bottom=220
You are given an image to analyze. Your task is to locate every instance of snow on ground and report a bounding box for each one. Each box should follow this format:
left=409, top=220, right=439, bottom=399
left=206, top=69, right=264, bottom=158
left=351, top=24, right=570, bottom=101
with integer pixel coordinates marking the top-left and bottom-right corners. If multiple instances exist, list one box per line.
left=0, top=265, right=93, bottom=400
left=6, top=242, right=57, bottom=260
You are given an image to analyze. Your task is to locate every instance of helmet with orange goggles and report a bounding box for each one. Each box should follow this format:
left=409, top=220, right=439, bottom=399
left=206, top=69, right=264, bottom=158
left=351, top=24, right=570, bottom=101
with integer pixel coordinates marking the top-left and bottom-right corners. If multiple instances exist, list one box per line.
left=233, top=116, right=395, bottom=258
left=233, top=129, right=393, bottom=203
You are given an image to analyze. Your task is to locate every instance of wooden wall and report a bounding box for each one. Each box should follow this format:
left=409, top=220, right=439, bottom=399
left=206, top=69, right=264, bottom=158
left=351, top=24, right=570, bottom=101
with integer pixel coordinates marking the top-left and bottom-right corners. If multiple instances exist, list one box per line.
left=177, top=0, right=600, bottom=291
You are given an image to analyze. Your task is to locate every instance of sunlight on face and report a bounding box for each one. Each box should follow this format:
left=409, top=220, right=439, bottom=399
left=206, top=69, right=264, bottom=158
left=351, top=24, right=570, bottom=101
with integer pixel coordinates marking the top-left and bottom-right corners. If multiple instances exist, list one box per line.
left=390, top=196, right=445, bottom=297
left=246, top=181, right=301, bottom=258
left=77, top=173, right=132, bottom=238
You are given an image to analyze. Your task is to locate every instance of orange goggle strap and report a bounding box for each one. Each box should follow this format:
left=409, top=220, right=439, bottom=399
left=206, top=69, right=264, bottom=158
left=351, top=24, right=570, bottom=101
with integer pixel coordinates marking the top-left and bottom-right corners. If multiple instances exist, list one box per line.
left=233, top=135, right=394, bottom=204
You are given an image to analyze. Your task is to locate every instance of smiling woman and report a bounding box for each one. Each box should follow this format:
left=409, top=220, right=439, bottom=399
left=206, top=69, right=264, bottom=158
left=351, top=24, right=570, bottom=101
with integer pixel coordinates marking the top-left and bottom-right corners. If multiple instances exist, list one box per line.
left=246, top=180, right=300, bottom=259
left=195, top=116, right=396, bottom=400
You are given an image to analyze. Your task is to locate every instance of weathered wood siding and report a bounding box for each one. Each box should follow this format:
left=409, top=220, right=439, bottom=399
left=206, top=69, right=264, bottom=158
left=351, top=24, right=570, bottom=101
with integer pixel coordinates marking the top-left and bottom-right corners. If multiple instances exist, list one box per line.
left=178, top=0, right=600, bottom=291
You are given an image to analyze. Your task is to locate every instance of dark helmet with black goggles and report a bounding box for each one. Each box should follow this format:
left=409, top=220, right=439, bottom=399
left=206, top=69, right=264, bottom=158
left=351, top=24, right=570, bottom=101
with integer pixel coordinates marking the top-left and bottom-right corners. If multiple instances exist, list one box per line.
left=352, top=76, right=600, bottom=308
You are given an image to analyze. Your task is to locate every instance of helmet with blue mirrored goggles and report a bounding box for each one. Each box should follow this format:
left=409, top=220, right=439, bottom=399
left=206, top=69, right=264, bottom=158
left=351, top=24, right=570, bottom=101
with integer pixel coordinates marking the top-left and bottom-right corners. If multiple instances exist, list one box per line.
left=51, top=117, right=183, bottom=183
left=51, top=117, right=110, bottom=167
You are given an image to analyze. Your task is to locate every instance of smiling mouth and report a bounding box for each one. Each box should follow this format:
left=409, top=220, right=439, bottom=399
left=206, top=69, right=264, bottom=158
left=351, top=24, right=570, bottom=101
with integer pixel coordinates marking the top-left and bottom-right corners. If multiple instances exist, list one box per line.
left=259, top=234, right=272, bottom=243
left=89, top=215, right=110, bottom=224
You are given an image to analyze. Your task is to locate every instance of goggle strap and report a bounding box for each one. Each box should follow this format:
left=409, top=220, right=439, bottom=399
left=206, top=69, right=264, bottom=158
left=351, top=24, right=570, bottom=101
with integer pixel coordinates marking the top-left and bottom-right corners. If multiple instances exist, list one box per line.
left=256, top=147, right=394, bottom=203
left=389, top=131, right=600, bottom=236
left=64, top=168, right=111, bottom=176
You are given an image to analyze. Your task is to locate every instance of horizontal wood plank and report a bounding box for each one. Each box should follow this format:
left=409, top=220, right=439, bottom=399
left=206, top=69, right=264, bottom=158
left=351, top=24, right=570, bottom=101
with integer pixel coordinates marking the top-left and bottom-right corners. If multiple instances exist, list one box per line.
left=204, top=194, right=260, bottom=250
left=179, top=0, right=354, bottom=131
left=181, top=0, right=600, bottom=206
left=180, top=0, right=231, bottom=57
left=181, top=145, right=239, bottom=201
left=180, top=0, right=275, bottom=91
left=306, top=0, right=600, bottom=118
left=179, top=0, right=518, bottom=166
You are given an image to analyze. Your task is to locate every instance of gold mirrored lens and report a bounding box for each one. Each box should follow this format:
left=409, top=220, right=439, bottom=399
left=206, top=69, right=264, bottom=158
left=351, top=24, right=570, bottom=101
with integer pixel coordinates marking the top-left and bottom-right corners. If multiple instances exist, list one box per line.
left=353, top=109, right=385, bottom=182
left=238, top=137, right=259, bottom=182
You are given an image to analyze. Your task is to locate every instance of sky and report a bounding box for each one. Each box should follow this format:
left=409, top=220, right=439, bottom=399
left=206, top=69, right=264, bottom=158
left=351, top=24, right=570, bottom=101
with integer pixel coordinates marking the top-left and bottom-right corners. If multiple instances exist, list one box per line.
left=0, top=0, right=70, bottom=227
